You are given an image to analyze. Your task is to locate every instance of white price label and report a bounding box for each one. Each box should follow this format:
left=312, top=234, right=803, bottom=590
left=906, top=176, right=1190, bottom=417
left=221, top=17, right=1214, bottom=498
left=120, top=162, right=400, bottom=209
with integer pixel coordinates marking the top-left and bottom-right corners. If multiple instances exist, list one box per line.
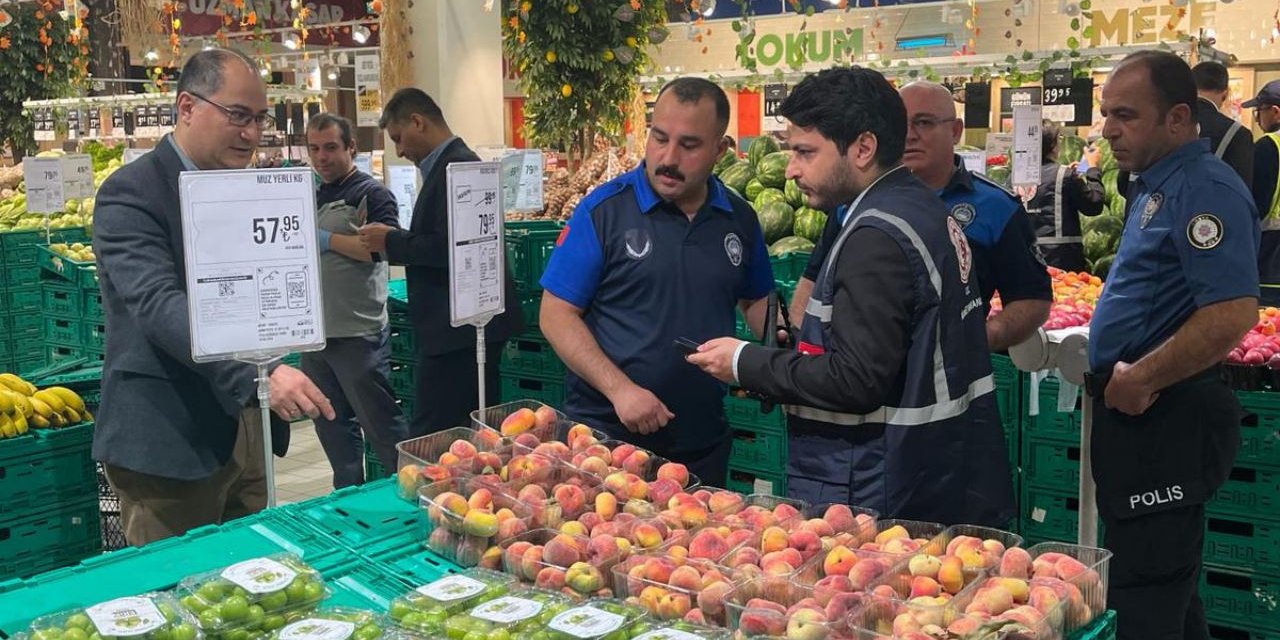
left=220, top=557, right=299, bottom=594
left=23, top=157, right=66, bottom=213
left=180, top=168, right=326, bottom=361
left=123, top=148, right=151, bottom=165
left=416, top=574, right=487, bottom=601
left=85, top=597, right=166, bottom=637
left=278, top=619, right=355, bottom=640
left=958, top=150, right=987, bottom=176
left=501, top=150, right=544, bottom=212
left=469, top=596, right=544, bottom=623
left=634, top=630, right=706, bottom=640
left=548, top=606, right=626, bottom=639
left=385, top=165, right=418, bottom=230
left=446, top=162, right=505, bottom=327
left=1011, top=105, right=1043, bottom=187
left=63, top=154, right=94, bottom=199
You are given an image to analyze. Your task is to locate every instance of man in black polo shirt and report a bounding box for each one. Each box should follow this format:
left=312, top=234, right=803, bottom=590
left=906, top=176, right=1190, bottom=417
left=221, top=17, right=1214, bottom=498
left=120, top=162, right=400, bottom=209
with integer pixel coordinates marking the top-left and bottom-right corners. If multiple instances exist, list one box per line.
left=539, top=78, right=775, bottom=484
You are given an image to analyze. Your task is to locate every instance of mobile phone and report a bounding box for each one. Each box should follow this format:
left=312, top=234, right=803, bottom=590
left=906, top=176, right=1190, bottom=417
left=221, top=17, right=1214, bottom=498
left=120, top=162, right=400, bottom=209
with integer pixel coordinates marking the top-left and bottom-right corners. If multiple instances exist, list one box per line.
left=673, top=337, right=701, bottom=355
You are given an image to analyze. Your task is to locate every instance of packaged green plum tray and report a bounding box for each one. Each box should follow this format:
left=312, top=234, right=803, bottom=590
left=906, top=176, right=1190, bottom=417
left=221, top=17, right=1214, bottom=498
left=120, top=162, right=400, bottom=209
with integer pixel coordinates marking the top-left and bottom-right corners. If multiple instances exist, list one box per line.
left=28, top=593, right=200, bottom=640
left=269, top=608, right=390, bottom=640
left=387, top=569, right=517, bottom=638
left=175, top=554, right=328, bottom=640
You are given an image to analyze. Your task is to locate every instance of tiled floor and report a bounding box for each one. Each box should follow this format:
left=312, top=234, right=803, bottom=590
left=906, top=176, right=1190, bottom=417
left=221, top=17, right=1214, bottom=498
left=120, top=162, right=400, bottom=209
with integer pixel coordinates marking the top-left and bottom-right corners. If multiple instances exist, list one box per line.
left=274, top=420, right=336, bottom=504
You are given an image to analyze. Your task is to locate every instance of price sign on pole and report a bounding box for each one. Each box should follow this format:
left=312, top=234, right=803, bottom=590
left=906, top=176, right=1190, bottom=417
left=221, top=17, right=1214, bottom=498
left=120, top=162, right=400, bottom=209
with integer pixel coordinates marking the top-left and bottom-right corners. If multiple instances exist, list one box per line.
left=447, top=162, right=505, bottom=327
left=180, top=168, right=326, bottom=361
left=385, top=164, right=418, bottom=230
left=501, top=149, right=544, bottom=212
left=23, top=158, right=66, bottom=213
left=33, top=108, right=55, bottom=141
left=1011, top=105, right=1043, bottom=187
left=67, top=109, right=81, bottom=141
left=762, top=84, right=788, bottom=133
left=63, top=154, right=94, bottom=199
left=88, top=108, right=101, bottom=138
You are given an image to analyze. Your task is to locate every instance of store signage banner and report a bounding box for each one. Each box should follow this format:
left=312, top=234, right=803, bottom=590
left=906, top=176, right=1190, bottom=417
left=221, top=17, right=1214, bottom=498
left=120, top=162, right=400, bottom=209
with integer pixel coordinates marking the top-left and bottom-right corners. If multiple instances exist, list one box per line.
left=178, top=0, right=378, bottom=47
left=355, top=53, right=381, bottom=128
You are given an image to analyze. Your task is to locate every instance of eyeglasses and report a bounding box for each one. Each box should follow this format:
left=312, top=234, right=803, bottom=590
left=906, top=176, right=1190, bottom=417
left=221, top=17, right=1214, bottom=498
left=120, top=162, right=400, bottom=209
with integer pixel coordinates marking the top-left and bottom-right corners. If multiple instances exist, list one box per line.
left=187, top=91, right=276, bottom=129
left=908, top=116, right=958, bottom=133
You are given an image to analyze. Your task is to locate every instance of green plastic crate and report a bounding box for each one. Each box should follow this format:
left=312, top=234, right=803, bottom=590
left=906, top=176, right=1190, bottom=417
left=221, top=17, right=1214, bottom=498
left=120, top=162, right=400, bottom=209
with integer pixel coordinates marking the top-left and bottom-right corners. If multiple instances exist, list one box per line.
left=1209, top=619, right=1280, bottom=640
left=992, top=354, right=1021, bottom=430
left=733, top=310, right=755, bottom=341
left=82, top=290, right=103, bottom=322
left=6, top=286, right=42, bottom=314
left=4, top=264, right=40, bottom=289
left=283, top=479, right=418, bottom=555
left=43, top=315, right=85, bottom=348
left=41, top=282, right=83, bottom=318
left=390, top=327, right=416, bottom=364
left=1236, top=392, right=1280, bottom=471
left=389, top=362, right=416, bottom=401
left=1068, top=610, right=1116, bottom=640
left=1022, top=373, right=1080, bottom=444
left=1204, top=512, right=1280, bottom=576
left=8, top=311, right=42, bottom=338
left=0, top=231, right=45, bottom=265
left=729, top=421, right=787, bottom=469
left=324, top=559, right=415, bottom=610
left=499, top=373, right=564, bottom=407
left=36, top=246, right=98, bottom=289
left=724, top=390, right=786, bottom=430
left=0, top=498, right=101, bottom=583
left=1018, top=484, right=1103, bottom=546
left=725, top=463, right=785, bottom=497
left=505, top=220, right=562, bottom=293
left=1021, top=437, right=1081, bottom=491
left=0, top=508, right=354, bottom=634
left=520, top=294, right=541, bottom=329
left=769, top=252, right=811, bottom=282
left=50, top=227, right=91, bottom=244
left=500, top=332, right=564, bottom=378
left=369, top=544, right=459, bottom=588
left=1208, top=465, right=1280, bottom=521
left=0, top=421, right=96, bottom=520
left=84, top=321, right=106, bottom=351
left=1200, top=566, right=1280, bottom=635
left=364, top=439, right=387, bottom=481
left=15, top=355, right=47, bottom=377
left=0, top=339, right=9, bottom=360
left=46, top=344, right=83, bottom=366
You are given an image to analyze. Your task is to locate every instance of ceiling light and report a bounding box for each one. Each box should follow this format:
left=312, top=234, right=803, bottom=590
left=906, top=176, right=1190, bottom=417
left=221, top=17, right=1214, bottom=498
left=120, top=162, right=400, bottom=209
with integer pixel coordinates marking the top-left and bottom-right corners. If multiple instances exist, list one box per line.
left=352, top=25, right=371, bottom=44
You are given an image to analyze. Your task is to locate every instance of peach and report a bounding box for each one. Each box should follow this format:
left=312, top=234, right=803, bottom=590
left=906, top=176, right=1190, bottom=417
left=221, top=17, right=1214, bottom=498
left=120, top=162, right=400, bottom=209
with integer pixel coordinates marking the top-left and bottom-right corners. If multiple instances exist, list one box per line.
left=565, top=561, right=605, bottom=593
left=579, top=511, right=605, bottom=533
left=764, top=548, right=804, bottom=570
left=520, top=545, right=546, bottom=580
left=761, top=526, right=790, bottom=553
left=909, top=576, right=941, bottom=598
left=611, top=443, right=638, bottom=467
left=448, top=439, right=478, bottom=459
left=965, top=585, right=1014, bottom=616
left=476, top=428, right=504, bottom=448
left=467, top=487, right=494, bottom=511
left=947, top=615, right=984, bottom=636
left=560, top=521, right=588, bottom=537
left=999, top=546, right=1033, bottom=579
left=588, top=533, right=620, bottom=563
left=946, top=535, right=981, bottom=557
left=683, top=608, right=708, bottom=625
left=875, top=525, right=909, bottom=545
left=644, top=557, right=678, bottom=583
left=533, top=405, right=558, bottom=429
left=824, top=591, right=860, bottom=624
left=668, top=565, right=703, bottom=591
left=535, top=566, right=567, bottom=590
left=420, top=464, right=452, bottom=483
left=773, top=502, right=801, bottom=522
left=726, top=546, right=762, bottom=569
left=938, top=555, right=965, bottom=595
left=822, top=504, right=857, bottom=533
left=848, top=558, right=889, bottom=591
left=870, top=584, right=898, bottom=600
left=746, top=598, right=787, bottom=615
left=633, top=522, right=665, bottom=549
left=497, top=516, right=528, bottom=540
left=788, top=530, right=823, bottom=561
left=479, top=545, right=503, bottom=570
left=882, top=537, right=922, bottom=556
left=908, top=554, right=942, bottom=578
left=656, top=462, right=690, bottom=487
left=435, top=491, right=470, bottom=517
left=799, top=518, right=836, bottom=538
left=738, top=611, right=786, bottom=637
left=689, top=529, right=730, bottom=560
left=455, top=536, right=488, bottom=566
left=668, top=545, right=689, bottom=565
left=543, top=534, right=583, bottom=567
left=438, top=451, right=462, bottom=467
left=813, top=575, right=854, bottom=606
left=604, top=471, right=630, bottom=497
left=656, top=591, right=693, bottom=619
left=625, top=474, right=649, bottom=500
left=513, top=432, right=541, bottom=450
left=553, top=484, right=587, bottom=518
left=533, top=441, right=571, bottom=462
left=1055, top=555, right=1090, bottom=582
left=647, top=478, right=682, bottom=506
left=577, top=455, right=609, bottom=477
left=707, top=491, right=744, bottom=514
left=427, top=526, right=458, bottom=554
left=500, top=408, right=537, bottom=436
left=786, top=608, right=829, bottom=640
left=590, top=491, right=617, bottom=520
left=726, top=528, right=756, bottom=549
left=462, top=509, right=499, bottom=537
left=824, top=546, right=857, bottom=577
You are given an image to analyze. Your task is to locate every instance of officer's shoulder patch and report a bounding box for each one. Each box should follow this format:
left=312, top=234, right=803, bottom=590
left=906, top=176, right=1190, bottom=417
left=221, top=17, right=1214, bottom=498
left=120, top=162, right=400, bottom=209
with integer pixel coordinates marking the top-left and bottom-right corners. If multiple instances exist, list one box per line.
left=1187, top=213, right=1224, bottom=250
left=950, top=202, right=976, bottom=228
left=972, top=173, right=1020, bottom=201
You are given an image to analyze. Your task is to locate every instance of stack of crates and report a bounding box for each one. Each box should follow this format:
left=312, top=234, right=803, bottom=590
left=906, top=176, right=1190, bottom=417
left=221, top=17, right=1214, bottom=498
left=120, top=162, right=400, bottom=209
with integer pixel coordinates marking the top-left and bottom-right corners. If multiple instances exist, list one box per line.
left=991, top=354, right=1022, bottom=531
left=499, top=220, right=566, bottom=406
left=33, top=229, right=100, bottom=369
left=1200, top=391, right=1280, bottom=639
left=2, top=230, right=73, bottom=374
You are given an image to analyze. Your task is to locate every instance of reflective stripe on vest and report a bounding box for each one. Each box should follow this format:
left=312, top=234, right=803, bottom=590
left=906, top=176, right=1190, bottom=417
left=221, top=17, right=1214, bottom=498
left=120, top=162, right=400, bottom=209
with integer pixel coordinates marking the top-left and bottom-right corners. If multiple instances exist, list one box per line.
left=806, top=297, right=832, bottom=323
left=1035, top=165, right=1084, bottom=246
left=786, top=374, right=995, bottom=426
left=1217, top=120, right=1243, bottom=159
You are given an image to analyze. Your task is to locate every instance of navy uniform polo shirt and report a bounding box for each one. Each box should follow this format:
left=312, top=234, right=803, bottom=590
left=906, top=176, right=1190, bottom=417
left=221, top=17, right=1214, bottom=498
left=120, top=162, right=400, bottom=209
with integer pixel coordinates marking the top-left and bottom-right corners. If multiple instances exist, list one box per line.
left=939, top=156, right=1052, bottom=309
left=540, top=164, right=774, bottom=454
left=1090, top=139, right=1259, bottom=371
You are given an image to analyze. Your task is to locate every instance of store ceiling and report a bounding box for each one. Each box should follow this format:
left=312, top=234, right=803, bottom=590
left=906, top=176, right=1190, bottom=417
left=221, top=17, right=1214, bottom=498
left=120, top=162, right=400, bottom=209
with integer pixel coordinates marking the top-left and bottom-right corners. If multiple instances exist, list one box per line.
left=666, top=0, right=947, bottom=21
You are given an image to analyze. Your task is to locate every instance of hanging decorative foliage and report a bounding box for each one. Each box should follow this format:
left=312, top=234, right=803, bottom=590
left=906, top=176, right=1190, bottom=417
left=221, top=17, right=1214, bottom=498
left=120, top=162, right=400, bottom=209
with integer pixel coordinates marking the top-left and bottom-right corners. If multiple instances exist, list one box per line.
left=0, top=0, right=86, bottom=159
left=502, top=0, right=669, bottom=166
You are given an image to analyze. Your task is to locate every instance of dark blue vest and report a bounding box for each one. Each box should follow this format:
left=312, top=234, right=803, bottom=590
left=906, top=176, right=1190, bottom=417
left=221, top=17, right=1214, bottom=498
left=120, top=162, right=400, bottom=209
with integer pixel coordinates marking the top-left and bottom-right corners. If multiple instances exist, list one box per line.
left=787, top=167, right=1015, bottom=527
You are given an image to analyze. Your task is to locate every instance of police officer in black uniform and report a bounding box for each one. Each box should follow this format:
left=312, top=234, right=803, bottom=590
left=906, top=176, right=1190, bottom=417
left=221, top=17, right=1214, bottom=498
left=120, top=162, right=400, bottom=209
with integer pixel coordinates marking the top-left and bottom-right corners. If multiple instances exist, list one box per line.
left=1027, top=120, right=1106, bottom=273
left=1088, top=51, right=1258, bottom=640
left=687, top=68, right=1013, bottom=527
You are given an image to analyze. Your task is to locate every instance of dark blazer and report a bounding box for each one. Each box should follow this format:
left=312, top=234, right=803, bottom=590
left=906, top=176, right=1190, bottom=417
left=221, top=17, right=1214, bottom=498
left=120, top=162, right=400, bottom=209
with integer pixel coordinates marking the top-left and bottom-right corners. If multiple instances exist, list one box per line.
left=1197, top=97, right=1254, bottom=189
left=92, top=136, right=288, bottom=480
left=384, top=138, right=523, bottom=355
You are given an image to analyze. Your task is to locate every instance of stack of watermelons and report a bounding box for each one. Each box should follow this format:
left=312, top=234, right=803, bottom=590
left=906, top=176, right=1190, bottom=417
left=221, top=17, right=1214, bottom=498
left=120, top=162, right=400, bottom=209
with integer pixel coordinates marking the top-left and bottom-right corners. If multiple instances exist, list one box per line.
left=1079, top=136, right=1124, bottom=279
left=712, top=136, right=828, bottom=257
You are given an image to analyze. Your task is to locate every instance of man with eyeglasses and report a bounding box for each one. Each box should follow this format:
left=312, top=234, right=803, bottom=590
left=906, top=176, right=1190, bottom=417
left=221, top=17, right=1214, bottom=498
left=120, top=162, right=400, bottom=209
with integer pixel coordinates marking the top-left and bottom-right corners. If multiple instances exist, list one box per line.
left=1243, top=80, right=1280, bottom=304
left=92, top=48, right=335, bottom=545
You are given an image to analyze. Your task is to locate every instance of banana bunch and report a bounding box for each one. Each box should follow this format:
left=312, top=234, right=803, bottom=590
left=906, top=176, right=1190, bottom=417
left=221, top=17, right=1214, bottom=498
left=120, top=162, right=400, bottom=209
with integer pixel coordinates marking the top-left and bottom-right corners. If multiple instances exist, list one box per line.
left=0, top=373, right=92, bottom=437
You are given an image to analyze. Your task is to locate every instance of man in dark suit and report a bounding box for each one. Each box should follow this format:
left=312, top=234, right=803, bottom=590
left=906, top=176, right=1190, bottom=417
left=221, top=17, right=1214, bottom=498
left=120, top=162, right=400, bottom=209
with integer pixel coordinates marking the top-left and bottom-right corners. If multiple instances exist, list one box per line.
left=1192, top=62, right=1254, bottom=188
left=93, top=48, right=335, bottom=546
left=359, top=89, right=523, bottom=434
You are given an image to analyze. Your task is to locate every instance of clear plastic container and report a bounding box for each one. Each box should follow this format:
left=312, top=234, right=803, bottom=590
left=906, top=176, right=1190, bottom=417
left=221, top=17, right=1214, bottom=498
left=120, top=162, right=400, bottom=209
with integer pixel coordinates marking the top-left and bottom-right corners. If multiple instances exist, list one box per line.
left=525, top=599, right=650, bottom=640
left=785, top=503, right=879, bottom=547
left=29, top=593, right=201, bottom=640
left=845, top=591, right=993, bottom=639
left=499, top=529, right=623, bottom=599
left=709, top=494, right=810, bottom=529
left=470, top=400, right=566, bottom=436
left=417, top=477, right=535, bottom=567
left=791, top=545, right=898, bottom=593
left=175, top=554, right=328, bottom=639
left=439, top=587, right=575, bottom=639
left=723, top=579, right=856, bottom=640
left=589, top=440, right=702, bottom=492
left=627, top=620, right=731, bottom=640
left=931, top=524, right=1025, bottom=570
left=387, top=569, right=517, bottom=638
left=503, top=456, right=606, bottom=522
left=269, top=608, right=390, bottom=640
left=394, top=426, right=510, bottom=501
left=611, top=553, right=745, bottom=626
left=1025, top=542, right=1112, bottom=633
left=865, top=519, right=947, bottom=557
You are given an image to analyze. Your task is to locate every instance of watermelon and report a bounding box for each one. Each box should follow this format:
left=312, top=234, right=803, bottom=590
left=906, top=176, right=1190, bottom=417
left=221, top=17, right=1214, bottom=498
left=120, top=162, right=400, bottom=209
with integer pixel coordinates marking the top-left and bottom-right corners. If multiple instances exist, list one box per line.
left=1083, top=231, right=1112, bottom=262
left=784, top=179, right=805, bottom=208
left=714, top=149, right=739, bottom=175
left=1095, top=138, right=1118, bottom=174
left=1056, top=135, right=1087, bottom=166
left=793, top=206, right=827, bottom=243
left=769, top=235, right=815, bottom=256
left=1092, top=255, right=1114, bottom=280
left=745, top=178, right=766, bottom=201
left=757, top=151, right=790, bottom=189
left=759, top=201, right=796, bottom=244
left=1083, top=213, right=1124, bottom=237
left=754, top=188, right=787, bottom=211
left=986, top=165, right=1011, bottom=188
left=720, top=162, right=755, bottom=195
left=747, top=136, right=781, bottom=168
left=1101, top=169, right=1119, bottom=205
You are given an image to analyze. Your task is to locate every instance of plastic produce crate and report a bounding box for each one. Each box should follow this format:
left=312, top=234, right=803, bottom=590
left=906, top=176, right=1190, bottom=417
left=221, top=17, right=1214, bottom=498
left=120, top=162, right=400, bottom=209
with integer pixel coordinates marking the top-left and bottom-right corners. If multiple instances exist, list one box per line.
left=505, top=220, right=562, bottom=293
left=1022, top=437, right=1082, bottom=490
left=724, top=389, right=786, bottom=430
left=501, top=332, right=565, bottom=378
left=389, top=362, right=415, bottom=401
left=388, top=278, right=408, bottom=314
left=1199, top=565, right=1280, bottom=635
left=283, top=478, right=419, bottom=555
left=8, top=311, right=42, bottom=339
left=728, top=421, right=787, bottom=469
left=36, top=246, right=98, bottom=289
left=521, top=294, right=541, bottom=328
left=1018, top=484, right=1104, bottom=546
left=1068, top=609, right=1117, bottom=640
left=7, top=286, right=42, bottom=313
left=389, top=327, right=416, bottom=364
left=0, top=230, right=44, bottom=265
left=368, top=542, right=459, bottom=588
left=46, top=344, right=83, bottom=366
left=769, top=251, right=811, bottom=282
left=499, top=373, right=565, bottom=406
left=1023, top=372, right=1081, bottom=444
left=325, top=558, right=416, bottom=610
left=15, top=355, right=47, bottom=377
left=1236, top=391, right=1280, bottom=470
left=5, top=264, right=40, bottom=289
left=0, top=421, right=95, bottom=519
left=43, top=316, right=85, bottom=349
left=364, top=438, right=387, bottom=480
left=1203, top=512, right=1280, bottom=576
left=82, top=290, right=103, bottom=322
left=0, top=498, right=101, bottom=582
left=1207, top=465, right=1280, bottom=521
left=992, top=354, right=1021, bottom=430
left=1209, top=619, right=1280, bottom=640
left=84, top=321, right=105, bottom=351
left=41, top=282, right=83, bottom=318
left=725, top=463, right=784, bottom=497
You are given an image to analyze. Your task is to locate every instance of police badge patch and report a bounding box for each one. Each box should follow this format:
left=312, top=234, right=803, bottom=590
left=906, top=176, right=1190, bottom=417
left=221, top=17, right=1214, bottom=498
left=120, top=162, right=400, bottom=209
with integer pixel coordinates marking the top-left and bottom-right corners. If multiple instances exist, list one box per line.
left=624, top=228, right=653, bottom=260
left=1139, top=192, right=1163, bottom=229
left=950, top=202, right=976, bottom=228
left=724, top=232, right=744, bottom=266
left=947, top=217, right=973, bottom=284
left=1187, top=213, right=1224, bottom=250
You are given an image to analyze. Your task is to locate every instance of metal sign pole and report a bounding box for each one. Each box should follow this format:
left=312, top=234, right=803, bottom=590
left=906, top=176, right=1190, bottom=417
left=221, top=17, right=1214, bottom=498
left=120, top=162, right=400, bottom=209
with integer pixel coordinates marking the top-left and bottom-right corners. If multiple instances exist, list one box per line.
left=254, top=361, right=277, bottom=508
